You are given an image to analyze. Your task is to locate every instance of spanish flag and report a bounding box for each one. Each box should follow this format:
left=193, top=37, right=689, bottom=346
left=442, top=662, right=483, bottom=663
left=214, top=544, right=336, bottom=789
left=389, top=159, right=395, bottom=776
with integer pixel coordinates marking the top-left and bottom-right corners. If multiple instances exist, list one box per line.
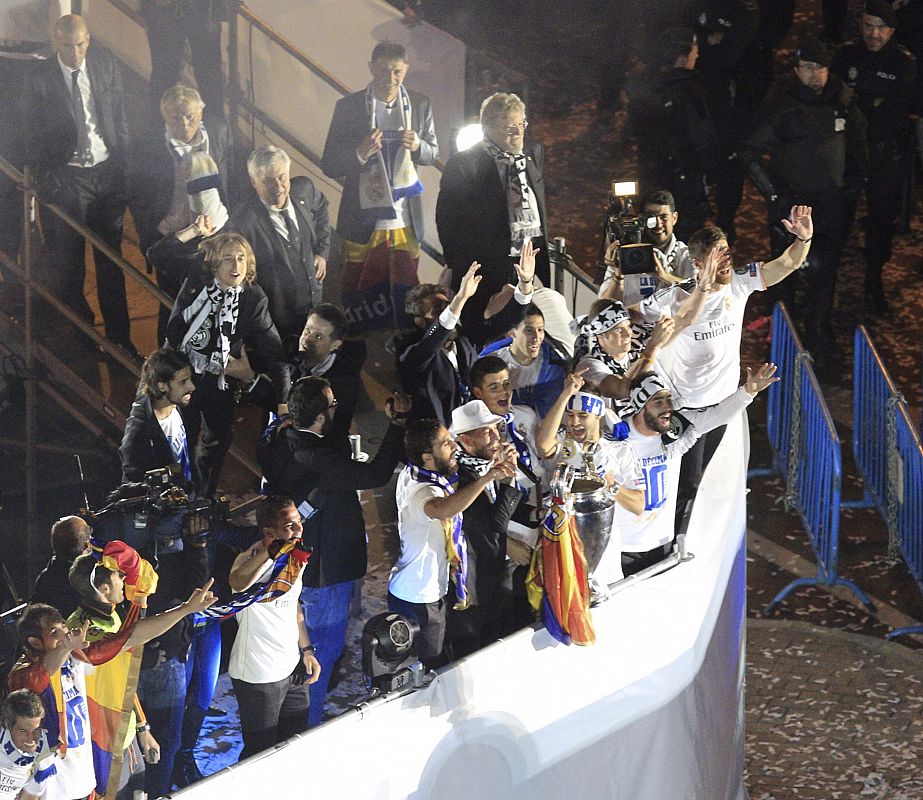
left=526, top=500, right=595, bottom=646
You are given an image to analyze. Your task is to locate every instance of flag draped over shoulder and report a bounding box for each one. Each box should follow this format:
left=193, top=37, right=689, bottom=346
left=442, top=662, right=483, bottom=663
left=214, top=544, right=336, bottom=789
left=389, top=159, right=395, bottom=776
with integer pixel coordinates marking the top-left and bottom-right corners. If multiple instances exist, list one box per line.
left=526, top=499, right=595, bottom=646
left=194, top=540, right=311, bottom=621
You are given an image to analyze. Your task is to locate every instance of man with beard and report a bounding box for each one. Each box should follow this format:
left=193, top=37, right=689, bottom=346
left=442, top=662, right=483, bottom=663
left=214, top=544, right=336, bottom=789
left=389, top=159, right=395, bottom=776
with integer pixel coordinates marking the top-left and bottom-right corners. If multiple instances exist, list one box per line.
left=119, top=347, right=196, bottom=485
left=605, top=364, right=778, bottom=577
left=389, top=419, right=516, bottom=669
left=263, top=377, right=409, bottom=726
left=635, top=207, right=812, bottom=531
left=446, top=401, right=520, bottom=655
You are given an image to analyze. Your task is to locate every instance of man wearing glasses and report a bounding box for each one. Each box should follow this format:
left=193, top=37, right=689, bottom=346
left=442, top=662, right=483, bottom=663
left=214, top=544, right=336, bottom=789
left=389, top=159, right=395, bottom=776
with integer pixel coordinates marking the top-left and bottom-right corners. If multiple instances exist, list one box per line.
left=437, top=92, right=548, bottom=341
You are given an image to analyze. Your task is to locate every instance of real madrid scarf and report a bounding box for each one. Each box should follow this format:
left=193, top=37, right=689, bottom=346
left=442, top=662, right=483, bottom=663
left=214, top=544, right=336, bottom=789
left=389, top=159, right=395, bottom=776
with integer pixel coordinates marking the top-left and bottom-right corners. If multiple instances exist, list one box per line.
left=482, top=138, right=541, bottom=255
left=179, top=282, right=242, bottom=389
left=408, top=464, right=470, bottom=610
left=358, top=84, right=423, bottom=228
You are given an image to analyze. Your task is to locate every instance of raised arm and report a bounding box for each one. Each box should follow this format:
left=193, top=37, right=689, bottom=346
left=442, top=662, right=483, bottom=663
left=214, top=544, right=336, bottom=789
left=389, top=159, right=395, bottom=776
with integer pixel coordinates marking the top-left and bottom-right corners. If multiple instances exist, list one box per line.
left=761, top=205, right=813, bottom=287
left=536, top=369, right=586, bottom=459
left=123, top=580, right=217, bottom=649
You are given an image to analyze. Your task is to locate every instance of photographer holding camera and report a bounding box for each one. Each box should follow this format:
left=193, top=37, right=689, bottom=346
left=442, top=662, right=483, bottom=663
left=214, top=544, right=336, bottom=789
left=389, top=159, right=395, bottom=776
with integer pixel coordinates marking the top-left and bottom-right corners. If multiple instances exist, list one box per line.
left=598, top=189, right=697, bottom=307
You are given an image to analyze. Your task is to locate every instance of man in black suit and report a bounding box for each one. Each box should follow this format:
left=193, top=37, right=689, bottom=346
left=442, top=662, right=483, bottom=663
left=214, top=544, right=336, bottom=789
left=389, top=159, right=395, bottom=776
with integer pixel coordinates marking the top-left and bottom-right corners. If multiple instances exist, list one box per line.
left=436, top=92, right=548, bottom=341
left=131, top=84, right=234, bottom=339
left=320, top=41, right=438, bottom=335
left=228, top=144, right=330, bottom=346
left=25, top=14, right=134, bottom=352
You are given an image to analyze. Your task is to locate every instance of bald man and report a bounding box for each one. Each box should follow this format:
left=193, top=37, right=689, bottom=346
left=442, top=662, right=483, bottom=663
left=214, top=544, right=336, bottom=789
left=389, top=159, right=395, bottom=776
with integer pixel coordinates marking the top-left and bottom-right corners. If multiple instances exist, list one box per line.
left=30, top=515, right=92, bottom=618
left=25, top=14, right=134, bottom=354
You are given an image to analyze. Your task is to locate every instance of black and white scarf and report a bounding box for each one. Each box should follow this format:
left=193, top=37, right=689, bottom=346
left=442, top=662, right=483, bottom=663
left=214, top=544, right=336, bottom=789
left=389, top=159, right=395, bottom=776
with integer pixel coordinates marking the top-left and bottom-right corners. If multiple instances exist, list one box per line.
left=482, top=139, right=541, bottom=255
left=456, top=449, right=496, bottom=502
left=178, top=282, right=242, bottom=389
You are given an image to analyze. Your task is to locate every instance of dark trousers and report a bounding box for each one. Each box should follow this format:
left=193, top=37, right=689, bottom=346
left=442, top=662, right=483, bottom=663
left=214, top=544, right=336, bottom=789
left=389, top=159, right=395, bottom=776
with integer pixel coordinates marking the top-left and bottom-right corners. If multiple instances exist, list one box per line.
left=622, top=542, right=672, bottom=577
left=137, top=656, right=187, bottom=799
left=766, top=191, right=849, bottom=350
left=387, top=591, right=447, bottom=670
left=43, top=160, right=131, bottom=344
left=674, top=424, right=727, bottom=535
left=864, top=140, right=908, bottom=289
left=141, top=1, right=224, bottom=119
left=231, top=672, right=309, bottom=761
left=185, top=371, right=237, bottom=497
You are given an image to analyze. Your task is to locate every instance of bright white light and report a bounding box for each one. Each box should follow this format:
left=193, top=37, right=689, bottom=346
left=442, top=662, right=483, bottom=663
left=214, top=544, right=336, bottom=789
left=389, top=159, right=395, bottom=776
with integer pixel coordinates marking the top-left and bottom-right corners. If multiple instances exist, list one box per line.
left=455, top=124, right=483, bottom=152
left=612, top=181, right=638, bottom=197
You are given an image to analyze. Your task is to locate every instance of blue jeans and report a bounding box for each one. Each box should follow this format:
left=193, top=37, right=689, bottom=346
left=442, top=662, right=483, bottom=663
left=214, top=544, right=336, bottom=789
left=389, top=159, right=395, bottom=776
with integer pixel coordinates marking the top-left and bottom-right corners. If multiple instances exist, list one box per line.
left=181, top=619, right=223, bottom=753
left=299, top=581, right=353, bottom=727
left=136, top=656, right=187, bottom=799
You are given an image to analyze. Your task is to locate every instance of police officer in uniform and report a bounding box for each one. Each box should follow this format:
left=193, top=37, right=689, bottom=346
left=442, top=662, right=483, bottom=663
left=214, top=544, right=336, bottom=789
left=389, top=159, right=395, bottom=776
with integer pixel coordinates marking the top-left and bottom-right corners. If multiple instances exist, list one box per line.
left=741, top=37, right=867, bottom=360
left=831, top=0, right=917, bottom=315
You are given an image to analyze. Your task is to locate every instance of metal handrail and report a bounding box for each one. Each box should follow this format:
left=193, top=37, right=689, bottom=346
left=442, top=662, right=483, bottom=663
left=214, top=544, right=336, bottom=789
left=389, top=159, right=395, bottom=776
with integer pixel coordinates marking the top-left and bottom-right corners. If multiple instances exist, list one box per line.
left=0, top=157, right=173, bottom=309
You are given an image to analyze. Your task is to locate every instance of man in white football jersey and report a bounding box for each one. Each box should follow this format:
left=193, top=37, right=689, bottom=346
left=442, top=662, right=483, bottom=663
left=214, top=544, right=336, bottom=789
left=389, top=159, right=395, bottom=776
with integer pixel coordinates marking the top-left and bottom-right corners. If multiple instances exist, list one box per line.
left=600, top=363, right=778, bottom=578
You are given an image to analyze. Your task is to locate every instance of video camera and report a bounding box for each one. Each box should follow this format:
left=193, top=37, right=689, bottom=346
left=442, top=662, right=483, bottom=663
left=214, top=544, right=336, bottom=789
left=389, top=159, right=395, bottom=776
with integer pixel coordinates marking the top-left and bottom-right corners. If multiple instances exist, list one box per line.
left=87, top=466, right=231, bottom=558
left=597, top=181, right=657, bottom=280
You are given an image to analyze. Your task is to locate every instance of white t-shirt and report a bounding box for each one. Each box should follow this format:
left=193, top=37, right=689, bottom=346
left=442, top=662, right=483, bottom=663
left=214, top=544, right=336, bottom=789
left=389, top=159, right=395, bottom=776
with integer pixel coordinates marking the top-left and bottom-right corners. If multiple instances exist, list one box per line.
left=229, top=559, right=304, bottom=683
left=157, top=407, right=188, bottom=466
left=546, top=434, right=643, bottom=587
left=637, top=264, right=765, bottom=407
left=389, top=468, right=450, bottom=603
left=613, top=387, right=755, bottom=554
left=46, top=659, right=95, bottom=800
left=0, top=726, right=56, bottom=799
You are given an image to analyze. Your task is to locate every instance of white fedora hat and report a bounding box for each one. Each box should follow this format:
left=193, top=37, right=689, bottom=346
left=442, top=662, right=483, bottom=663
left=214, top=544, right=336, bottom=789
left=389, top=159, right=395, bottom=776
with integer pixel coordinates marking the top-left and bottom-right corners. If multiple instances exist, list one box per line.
left=449, top=400, right=504, bottom=435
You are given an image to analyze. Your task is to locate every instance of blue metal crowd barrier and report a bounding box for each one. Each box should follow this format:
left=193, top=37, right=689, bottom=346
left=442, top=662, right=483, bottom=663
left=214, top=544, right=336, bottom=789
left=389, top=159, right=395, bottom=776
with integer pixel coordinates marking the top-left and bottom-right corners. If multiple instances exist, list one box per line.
left=846, top=327, right=898, bottom=515
left=748, top=302, right=802, bottom=480
left=884, top=402, right=923, bottom=639
left=766, top=356, right=876, bottom=613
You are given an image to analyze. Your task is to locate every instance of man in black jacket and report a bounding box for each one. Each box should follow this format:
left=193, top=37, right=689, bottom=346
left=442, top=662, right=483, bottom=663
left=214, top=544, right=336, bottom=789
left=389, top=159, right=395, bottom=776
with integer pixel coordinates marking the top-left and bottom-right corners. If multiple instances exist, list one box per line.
left=447, top=400, right=521, bottom=658
left=120, top=347, right=196, bottom=485
left=30, top=516, right=92, bottom=619
left=263, top=377, right=410, bottom=726
left=130, top=84, right=234, bottom=339
left=741, top=36, right=867, bottom=358
left=320, top=41, right=438, bottom=335
left=831, top=1, right=917, bottom=315
left=436, top=92, right=547, bottom=337
left=25, top=14, right=134, bottom=352
left=229, top=144, right=330, bottom=345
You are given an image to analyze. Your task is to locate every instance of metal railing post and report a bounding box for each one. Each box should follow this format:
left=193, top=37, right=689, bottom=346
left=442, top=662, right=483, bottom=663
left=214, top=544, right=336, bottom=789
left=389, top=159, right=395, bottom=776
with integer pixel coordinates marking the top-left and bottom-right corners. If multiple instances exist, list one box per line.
left=22, top=165, right=37, bottom=589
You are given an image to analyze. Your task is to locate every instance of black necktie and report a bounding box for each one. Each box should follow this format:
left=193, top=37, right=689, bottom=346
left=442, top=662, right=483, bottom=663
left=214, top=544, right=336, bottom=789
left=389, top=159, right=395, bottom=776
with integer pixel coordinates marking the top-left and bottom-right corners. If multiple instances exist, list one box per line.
left=280, top=209, right=310, bottom=310
left=281, top=209, right=301, bottom=249
left=71, top=69, right=92, bottom=165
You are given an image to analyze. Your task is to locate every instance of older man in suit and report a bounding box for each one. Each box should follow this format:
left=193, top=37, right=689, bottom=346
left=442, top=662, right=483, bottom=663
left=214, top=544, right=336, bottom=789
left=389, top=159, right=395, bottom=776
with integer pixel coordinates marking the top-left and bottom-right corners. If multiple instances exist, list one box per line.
left=321, top=41, right=438, bottom=334
left=228, top=144, right=330, bottom=346
left=131, top=84, right=234, bottom=338
left=436, top=92, right=548, bottom=342
left=25, top=14, right=135, bottom=353
left=436, top=92, right=550, bottom=341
